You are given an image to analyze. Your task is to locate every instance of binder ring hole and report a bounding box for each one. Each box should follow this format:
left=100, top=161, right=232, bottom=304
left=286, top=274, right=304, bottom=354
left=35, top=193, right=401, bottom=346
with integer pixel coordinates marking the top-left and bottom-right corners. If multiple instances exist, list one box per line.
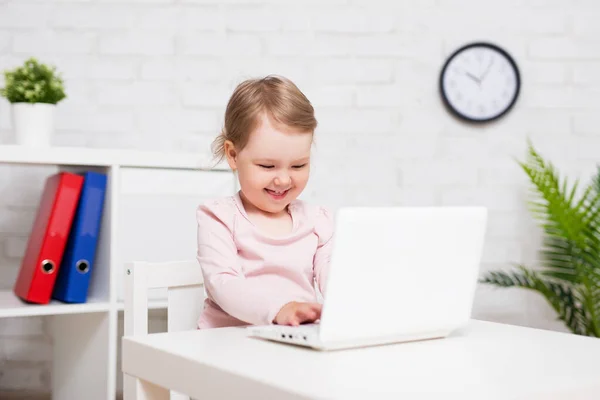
left=76, top=260, right=89, bottom=274
left=41, top=260, right=55, bottom=274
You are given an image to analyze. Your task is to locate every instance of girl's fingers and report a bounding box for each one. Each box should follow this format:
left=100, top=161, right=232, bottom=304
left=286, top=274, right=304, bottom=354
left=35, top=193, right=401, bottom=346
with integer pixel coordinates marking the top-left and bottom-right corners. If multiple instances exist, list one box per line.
left=279, top=302, right=323, bottom=326
left=308, top=303, right=322, bottom=319
left=296, top=309, right=316, bottom=322
left=296, top=305, right=320, bottom=323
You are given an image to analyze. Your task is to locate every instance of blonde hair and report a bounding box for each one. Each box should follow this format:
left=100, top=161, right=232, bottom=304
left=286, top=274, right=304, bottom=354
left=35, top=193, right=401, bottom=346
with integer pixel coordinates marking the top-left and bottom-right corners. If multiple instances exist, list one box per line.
left=212, top=75, right=317, bottom=163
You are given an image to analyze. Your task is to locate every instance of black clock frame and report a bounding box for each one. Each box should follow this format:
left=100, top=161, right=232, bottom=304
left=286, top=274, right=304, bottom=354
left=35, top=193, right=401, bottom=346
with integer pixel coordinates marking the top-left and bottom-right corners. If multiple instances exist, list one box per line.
left=439, top=41, right=521, bottom=124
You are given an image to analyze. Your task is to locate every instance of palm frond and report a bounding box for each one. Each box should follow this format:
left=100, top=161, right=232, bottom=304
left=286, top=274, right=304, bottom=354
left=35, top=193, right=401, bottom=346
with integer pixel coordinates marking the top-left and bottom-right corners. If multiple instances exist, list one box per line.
left=538, top=235, right=600, bottom=284
left=520, top=143, right=600, bottom=243
left=593, top=165, right=600, bottom=194
left=591, top=283, right=600, bottom=336
left=480, top=267, right=592, bottom=336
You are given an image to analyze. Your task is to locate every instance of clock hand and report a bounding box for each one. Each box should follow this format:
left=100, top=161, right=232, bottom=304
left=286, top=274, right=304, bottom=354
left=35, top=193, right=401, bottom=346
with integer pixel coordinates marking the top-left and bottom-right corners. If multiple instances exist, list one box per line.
left=465, top=71, right=481, bottom=85
left=480, top=58, right=495, bottom=81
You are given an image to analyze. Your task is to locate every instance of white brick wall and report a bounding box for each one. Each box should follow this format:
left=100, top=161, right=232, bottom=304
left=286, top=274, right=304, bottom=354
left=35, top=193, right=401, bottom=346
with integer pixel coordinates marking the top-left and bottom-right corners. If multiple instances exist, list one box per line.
left=1, top=0, right=600, bottom=393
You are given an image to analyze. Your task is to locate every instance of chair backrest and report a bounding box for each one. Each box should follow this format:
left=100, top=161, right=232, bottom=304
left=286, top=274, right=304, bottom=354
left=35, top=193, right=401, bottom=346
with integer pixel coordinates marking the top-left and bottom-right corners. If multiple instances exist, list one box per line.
left=123, top=260, right=205, bottom=400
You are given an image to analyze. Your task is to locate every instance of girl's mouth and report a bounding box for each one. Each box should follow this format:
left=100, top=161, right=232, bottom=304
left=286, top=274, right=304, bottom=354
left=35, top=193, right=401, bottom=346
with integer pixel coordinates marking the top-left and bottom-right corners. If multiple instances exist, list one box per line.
left=265, top=188, right=289, bottom=200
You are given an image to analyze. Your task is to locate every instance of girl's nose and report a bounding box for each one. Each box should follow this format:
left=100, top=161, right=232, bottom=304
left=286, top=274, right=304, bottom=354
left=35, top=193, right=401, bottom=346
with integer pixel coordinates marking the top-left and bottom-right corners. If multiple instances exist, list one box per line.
left=274, top=175, right=291, bottom=187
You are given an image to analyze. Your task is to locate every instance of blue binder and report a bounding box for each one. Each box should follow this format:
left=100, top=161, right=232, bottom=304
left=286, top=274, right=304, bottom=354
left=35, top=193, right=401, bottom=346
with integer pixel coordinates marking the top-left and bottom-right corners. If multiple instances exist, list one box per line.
left=52, top=171, right=107, bottom=303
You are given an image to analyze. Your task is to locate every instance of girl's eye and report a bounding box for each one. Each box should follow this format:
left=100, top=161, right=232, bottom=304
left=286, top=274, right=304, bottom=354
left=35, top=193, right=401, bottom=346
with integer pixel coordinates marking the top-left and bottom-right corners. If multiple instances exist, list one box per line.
left=258, top=164, right=274, bottom=169
left=292, top=164, right=307, bottom=169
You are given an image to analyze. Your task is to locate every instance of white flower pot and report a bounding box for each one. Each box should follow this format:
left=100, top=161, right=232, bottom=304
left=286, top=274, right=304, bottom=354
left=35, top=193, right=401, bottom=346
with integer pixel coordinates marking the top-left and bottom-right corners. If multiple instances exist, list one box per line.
left=12, top=103, right=55, bottom=147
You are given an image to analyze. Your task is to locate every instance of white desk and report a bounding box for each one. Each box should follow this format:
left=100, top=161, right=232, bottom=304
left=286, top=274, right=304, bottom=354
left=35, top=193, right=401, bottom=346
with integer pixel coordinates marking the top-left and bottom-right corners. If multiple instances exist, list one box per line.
left=122, top=320, right=600, bottom=399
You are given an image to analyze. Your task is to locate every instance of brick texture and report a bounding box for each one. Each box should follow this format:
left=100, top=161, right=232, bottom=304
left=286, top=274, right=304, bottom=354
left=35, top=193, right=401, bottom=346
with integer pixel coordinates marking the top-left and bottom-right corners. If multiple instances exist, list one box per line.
left=1, top=0, right=600, bottom=394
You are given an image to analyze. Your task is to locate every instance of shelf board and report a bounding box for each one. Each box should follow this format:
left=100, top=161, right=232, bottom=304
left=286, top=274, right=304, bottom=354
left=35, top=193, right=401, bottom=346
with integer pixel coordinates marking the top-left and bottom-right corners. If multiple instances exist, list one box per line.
left=0, top=145, right=230, bottom=171
left=0, top=290, right=111, bottom=318
left=116, top=298, right=167, bottom=311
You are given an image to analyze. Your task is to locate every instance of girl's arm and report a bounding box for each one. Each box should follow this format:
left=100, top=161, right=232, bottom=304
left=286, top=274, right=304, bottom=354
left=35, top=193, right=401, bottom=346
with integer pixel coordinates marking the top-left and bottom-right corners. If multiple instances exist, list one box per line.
left=196, top=205, right=291, bottom=326
left=313, top=207, right=334, bottom=296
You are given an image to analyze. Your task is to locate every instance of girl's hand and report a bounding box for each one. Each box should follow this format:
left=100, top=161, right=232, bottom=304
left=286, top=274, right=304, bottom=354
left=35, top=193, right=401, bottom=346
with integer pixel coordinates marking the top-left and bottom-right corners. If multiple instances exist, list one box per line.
left=273, top=301, right=322, bottom=326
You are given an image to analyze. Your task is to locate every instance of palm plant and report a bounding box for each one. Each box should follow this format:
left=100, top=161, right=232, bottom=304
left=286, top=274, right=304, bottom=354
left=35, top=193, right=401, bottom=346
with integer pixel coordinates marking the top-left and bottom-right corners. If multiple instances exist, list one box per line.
left=481, top=141, right=600, bottom=337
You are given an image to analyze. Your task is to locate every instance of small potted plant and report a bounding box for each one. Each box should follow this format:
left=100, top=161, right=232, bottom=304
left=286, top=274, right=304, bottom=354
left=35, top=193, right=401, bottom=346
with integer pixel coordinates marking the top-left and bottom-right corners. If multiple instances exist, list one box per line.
left=0, top=57, right=66, bottom=146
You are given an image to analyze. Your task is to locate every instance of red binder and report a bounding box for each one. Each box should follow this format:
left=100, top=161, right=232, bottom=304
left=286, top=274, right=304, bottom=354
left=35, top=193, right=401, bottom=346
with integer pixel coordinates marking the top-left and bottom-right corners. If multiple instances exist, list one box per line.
left=14, top=172, right=84, bottom=304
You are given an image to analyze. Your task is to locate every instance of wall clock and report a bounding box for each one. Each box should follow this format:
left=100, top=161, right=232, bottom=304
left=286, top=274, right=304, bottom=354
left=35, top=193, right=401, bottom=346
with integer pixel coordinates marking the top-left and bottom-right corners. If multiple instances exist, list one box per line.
left=439, top=42, right=521, bottom=123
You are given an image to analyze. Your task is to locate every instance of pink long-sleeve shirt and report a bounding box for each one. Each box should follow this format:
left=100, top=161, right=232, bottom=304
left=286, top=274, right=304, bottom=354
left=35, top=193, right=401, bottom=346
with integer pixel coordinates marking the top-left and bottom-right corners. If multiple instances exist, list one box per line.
left=195, top=192, right=334, bottom=329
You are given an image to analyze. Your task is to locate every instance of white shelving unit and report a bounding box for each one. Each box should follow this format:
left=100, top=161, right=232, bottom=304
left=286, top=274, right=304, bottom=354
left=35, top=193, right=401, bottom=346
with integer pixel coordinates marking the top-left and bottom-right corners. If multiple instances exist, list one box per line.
left=0, top=145, right=235, bottom=400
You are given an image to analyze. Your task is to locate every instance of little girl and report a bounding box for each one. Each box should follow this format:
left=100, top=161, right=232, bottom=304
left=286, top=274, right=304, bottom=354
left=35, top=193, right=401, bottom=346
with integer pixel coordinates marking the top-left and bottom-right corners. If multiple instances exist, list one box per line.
left=196, top=75, right=334, bottom=329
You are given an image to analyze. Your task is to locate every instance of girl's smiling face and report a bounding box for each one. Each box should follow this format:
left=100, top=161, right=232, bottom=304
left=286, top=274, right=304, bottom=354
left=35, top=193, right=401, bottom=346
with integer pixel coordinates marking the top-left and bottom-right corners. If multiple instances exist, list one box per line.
left=224, top=112, right=313, bottom=216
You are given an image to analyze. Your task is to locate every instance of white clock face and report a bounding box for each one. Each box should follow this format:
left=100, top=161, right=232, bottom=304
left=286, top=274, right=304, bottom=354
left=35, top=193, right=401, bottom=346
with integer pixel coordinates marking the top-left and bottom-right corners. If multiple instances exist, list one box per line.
left=441, top=44, right=519, bottom=122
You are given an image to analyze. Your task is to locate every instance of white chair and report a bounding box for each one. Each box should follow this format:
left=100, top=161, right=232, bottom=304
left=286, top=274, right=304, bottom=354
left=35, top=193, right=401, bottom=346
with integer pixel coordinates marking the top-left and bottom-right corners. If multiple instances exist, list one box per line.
left=123, top=260, right=205, bottom=400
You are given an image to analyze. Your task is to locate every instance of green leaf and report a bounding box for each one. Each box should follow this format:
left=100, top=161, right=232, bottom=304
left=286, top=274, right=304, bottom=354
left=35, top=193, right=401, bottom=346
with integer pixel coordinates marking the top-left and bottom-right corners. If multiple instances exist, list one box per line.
left=593, top=165, right=600, bottom=195
left=480, top=267, right=593, bottom=336
left=0, top=57, right=66, bottom=104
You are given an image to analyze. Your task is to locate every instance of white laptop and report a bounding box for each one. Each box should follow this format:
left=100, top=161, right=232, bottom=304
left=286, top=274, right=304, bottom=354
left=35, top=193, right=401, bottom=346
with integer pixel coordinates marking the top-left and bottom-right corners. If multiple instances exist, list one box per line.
left=246, top=206, right=488, bottom=351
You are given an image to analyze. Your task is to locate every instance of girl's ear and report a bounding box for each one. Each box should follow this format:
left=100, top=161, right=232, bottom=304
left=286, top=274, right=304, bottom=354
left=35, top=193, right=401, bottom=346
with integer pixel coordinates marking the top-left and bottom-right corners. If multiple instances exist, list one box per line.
left=223, top=140, right=238, bottom=171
